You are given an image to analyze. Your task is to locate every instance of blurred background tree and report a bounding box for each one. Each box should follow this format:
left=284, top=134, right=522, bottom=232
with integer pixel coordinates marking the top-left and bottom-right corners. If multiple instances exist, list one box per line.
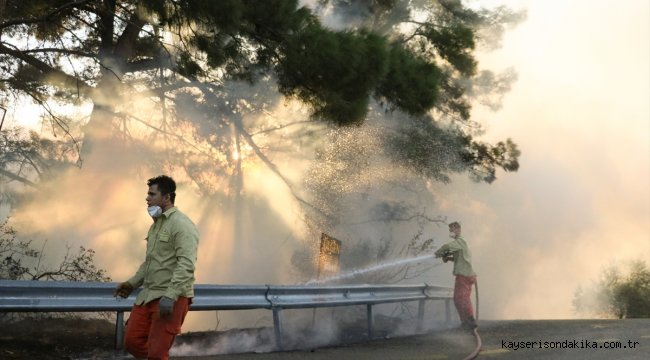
left=573, top=260, right=650, bottom=319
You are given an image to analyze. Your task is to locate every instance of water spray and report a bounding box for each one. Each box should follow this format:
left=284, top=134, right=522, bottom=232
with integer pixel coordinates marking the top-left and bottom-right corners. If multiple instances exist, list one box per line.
left=305, top=253, right=436, bottom=285
left=306, top=240, right=481, bottom=359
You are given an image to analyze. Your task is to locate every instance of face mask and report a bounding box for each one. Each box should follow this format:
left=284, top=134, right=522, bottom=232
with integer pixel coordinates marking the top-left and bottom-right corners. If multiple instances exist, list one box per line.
left=148, top=205, right=162, bottom=218
left=449, top=232, right=457, bottom=238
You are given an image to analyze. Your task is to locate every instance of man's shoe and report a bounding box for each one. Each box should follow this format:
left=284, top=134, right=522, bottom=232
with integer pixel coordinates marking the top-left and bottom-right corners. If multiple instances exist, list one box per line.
left=462, top=316, right=477, bottom=330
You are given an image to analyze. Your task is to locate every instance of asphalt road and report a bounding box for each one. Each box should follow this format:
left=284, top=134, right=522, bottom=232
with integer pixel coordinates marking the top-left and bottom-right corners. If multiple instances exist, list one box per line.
left=173, top=319, right=650, bottom=360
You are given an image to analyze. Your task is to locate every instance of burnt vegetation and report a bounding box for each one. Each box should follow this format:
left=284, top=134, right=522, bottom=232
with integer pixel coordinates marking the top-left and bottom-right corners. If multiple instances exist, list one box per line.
left=0, top=219, right=110, bottom=282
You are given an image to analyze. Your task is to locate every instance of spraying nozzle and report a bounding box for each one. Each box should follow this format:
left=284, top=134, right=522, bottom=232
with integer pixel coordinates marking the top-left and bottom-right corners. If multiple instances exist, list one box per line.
left=440, top=250, right=455, bottom=263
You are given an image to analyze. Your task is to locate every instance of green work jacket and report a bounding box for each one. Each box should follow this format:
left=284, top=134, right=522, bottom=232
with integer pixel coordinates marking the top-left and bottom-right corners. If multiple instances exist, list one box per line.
left=435, top=236, right=476, bottom=277
left=128, top=206, right=199, bottom=304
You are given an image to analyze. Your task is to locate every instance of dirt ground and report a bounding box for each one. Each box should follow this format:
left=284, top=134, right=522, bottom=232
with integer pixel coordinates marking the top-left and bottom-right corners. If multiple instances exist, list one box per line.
left=0, top=315, right=386, bottom=360
left=0, top=317, right=116, bottom=360
left=1, top=317, right=649, bottom=360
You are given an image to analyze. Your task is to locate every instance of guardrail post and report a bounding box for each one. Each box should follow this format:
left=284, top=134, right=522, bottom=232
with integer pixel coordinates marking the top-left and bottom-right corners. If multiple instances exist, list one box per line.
left=445, top=299, right=451, bottom=325
left=115, top=311, right=124, bottom=349
left=416, top=299, right=425, bottom=333
left=366, top=304, right=373, bottom=340
left=272, top=307, right=283, bottom=350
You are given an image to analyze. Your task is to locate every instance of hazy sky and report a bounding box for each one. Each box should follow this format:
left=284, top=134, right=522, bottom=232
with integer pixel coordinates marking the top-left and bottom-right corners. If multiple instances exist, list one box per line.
left=432, top=0, right=650, bottom=319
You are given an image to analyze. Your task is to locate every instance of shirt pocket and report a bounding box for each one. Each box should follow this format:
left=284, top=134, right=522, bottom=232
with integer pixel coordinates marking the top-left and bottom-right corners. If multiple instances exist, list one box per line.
left=158, top=231, right=171, bottom=243
left=155, top=230, right=174, bottom=258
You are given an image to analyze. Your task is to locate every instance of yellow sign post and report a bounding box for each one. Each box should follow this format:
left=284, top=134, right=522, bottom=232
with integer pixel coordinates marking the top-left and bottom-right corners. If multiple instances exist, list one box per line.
left=317, top=233, right=342, bottom=279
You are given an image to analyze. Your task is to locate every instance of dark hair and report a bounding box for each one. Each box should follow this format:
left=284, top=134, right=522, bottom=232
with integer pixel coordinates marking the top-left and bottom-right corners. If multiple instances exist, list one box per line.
left=448, top=221, right=461, bottom=230
left=147, top=175, right=177, bottom=204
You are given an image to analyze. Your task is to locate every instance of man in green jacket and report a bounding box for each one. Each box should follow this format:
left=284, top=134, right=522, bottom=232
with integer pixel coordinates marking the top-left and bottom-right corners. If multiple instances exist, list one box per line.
left=434, top=221, right=477, bottom=330
left=114, top=175, right=199, bottom=360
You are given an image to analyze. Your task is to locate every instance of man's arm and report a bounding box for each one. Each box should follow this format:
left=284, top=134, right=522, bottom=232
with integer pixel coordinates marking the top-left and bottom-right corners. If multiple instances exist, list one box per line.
left=435, top=242, right=451, bottom=257
left=127, top=260, right=147, bottom=288
left=434, top=239, right=461, bottom=257
left=114, top=260, right=146, bottom=298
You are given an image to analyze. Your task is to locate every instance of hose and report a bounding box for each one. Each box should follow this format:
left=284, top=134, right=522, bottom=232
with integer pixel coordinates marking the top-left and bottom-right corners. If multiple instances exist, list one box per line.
left=463, top=327, right=482, bottom=360
left=462, top=280, right=481, bottom=360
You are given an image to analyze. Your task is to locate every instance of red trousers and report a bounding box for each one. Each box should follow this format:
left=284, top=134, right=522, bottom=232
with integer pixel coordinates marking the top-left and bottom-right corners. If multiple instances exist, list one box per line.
left=124, top=297, right=191, bottom=360
left=453, top=275, right=476, bottom=323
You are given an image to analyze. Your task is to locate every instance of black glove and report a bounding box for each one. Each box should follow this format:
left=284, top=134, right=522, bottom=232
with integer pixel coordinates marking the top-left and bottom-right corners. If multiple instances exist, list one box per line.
left=441, top=250, right=455, bottom=263
left=113, top=282, right=134, bottom=298
left=159, top=296, right=175, bottom=317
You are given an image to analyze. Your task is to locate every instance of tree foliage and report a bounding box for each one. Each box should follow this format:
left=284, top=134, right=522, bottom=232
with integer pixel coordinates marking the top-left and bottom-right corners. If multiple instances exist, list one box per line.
left=614, top=262, right=650, bottom=318
left=573, top=261, right=650, bottom=319
left=0, top=127, right=77, bottom=191
left=0, top=0, right=523, bottom=190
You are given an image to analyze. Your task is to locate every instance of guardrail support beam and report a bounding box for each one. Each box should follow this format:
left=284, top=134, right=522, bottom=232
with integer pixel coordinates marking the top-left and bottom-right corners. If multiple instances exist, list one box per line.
left=445, top=299, right=452, bottom=325
left=417, top=299, right=425, bottom=333
left=115, top=311, right=124, bottom=349
left=366, top=304, right=373, bottom=340
left=272, top=308, right=283, bottom=350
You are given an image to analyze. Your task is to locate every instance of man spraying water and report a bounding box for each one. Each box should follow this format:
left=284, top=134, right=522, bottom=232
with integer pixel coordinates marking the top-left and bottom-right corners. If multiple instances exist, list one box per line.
left=434, top=221, right=477, bottom=330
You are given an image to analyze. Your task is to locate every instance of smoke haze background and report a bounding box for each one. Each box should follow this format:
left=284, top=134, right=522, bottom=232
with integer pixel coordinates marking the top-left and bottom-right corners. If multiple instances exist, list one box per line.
left=436, top=0, right=650, bottom=319
left=1, top=0, right=648, bottom=335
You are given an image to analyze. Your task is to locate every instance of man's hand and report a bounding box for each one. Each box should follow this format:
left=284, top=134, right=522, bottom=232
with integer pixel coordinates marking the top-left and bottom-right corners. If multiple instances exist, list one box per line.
left=114, top=282, right=134, bottom=298
left=441, top=250, right=455, bottom=263
left=159, top=296, right=175, bottom=317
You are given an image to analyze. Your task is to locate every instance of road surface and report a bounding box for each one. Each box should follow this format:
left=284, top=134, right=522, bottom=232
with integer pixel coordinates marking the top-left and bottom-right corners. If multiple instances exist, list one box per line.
left=172, top=319, right=650, bottom=360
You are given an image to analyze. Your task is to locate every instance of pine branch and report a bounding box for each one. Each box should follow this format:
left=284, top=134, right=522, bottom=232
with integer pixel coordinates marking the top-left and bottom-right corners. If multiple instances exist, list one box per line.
left=0, top=168, right=37, bottom=187
left=0, top=0, right=93, bottom=30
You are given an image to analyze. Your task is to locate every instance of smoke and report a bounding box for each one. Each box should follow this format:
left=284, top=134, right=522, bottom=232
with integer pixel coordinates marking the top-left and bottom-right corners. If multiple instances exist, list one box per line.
left=171, top=327, right=276, bottom=356
left=2, top=1, right=648, bottom=357
left=440, top=0, right=650, bottom=320
left=4, top=78, right=327, bottom=331
left=171, top=304, right=451, bottom=357
left=4, top=85, right=459, bottom=343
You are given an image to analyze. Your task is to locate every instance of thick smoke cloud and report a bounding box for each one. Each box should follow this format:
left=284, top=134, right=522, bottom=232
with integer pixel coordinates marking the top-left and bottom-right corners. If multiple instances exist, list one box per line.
left=442, top=0, right=650, bottom=319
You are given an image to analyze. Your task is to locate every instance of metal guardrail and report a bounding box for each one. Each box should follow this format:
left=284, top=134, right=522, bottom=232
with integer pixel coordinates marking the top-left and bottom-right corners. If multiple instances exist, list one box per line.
left=0, top=280, right=453, bottom=350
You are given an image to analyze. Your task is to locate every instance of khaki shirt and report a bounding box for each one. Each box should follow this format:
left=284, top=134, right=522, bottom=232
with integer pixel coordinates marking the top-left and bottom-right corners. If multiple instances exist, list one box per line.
left=128, top=207, right=199, bottom=304
left=434, top=236, right=476, bottom=277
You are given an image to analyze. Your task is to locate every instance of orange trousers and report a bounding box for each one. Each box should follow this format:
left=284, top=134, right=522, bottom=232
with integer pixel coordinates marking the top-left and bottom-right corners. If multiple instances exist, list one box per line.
left=124, top=297, right=191, bottom=360
left=453, top=275, right=476, bottom=323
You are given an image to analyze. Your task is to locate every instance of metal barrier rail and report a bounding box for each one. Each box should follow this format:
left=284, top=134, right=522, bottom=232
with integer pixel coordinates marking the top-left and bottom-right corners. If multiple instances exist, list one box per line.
left=0, top=280, right=453, bottom=350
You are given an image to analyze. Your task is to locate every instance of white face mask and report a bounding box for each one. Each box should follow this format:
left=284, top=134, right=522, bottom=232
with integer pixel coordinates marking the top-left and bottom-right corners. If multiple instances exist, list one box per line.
left=449, top=232, right=457, bottom=238
left=148, top=205, right=163, bottom=218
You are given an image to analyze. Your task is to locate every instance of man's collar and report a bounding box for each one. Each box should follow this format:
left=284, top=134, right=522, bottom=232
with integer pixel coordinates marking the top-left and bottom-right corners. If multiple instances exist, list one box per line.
left=161, top=206, right=177, bottom=218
